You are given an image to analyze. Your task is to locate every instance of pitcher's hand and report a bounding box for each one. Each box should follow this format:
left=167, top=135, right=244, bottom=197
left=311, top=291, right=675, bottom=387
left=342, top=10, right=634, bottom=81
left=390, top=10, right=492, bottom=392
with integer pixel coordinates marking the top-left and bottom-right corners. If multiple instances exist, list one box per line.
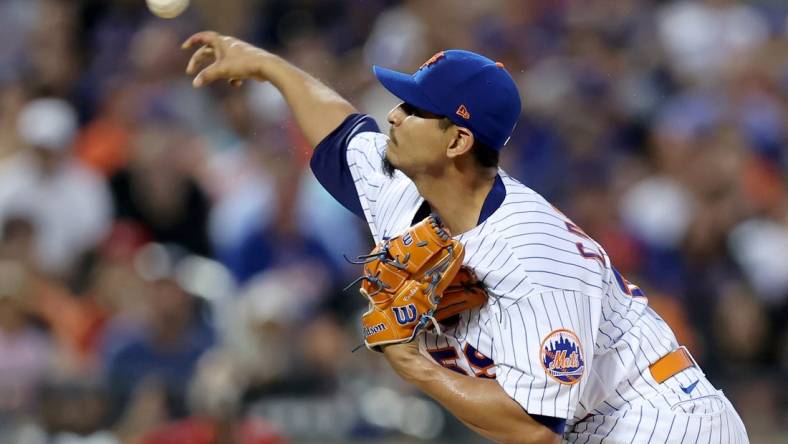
left=182, top=31, right=274, bottom=88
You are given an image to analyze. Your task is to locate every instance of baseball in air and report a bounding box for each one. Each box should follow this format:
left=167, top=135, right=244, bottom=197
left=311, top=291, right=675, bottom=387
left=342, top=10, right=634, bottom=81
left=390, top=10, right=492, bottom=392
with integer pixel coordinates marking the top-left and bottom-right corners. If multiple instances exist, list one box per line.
left=146, top=0, right=189, bottom=19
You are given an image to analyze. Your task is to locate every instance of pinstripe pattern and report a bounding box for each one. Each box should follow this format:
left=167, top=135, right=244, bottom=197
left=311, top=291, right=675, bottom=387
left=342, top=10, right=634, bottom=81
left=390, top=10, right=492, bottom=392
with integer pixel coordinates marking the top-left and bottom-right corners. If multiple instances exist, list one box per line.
left=344, top=130, right=748, bottom=442
left=562, top=383, right=748, bottom=443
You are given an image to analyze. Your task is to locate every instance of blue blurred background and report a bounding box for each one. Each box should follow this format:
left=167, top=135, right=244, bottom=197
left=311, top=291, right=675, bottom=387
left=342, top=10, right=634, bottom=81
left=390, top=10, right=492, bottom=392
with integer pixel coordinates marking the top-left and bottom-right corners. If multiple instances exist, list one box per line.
left=0, top=0, right=786, bottom=443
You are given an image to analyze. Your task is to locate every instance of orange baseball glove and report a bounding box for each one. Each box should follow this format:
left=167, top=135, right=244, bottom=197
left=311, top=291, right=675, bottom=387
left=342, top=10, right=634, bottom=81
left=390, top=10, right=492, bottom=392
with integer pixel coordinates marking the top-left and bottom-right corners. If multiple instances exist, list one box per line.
left=353, top=215, right=465, bottom=351
left=433, top=266, right=488, bottom=326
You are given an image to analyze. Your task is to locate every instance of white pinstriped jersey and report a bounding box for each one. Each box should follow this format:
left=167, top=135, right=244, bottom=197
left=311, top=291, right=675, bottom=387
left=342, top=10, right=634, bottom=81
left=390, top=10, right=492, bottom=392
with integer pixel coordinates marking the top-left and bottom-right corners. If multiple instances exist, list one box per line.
left=312, top=114, right=748, bottom=442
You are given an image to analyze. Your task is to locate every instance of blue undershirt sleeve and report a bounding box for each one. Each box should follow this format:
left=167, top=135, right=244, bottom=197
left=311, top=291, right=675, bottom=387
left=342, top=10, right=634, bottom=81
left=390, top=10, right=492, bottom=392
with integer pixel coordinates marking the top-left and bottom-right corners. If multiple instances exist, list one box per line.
left=309, top=113, right=381, bottom=219
left=530, top=414, right=567, bottom=435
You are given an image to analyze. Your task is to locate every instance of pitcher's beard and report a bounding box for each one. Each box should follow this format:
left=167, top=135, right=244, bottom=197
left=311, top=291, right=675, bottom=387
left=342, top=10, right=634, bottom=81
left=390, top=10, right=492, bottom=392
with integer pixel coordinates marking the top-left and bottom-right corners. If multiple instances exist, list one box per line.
left=381, top=154, right=397, bottom=178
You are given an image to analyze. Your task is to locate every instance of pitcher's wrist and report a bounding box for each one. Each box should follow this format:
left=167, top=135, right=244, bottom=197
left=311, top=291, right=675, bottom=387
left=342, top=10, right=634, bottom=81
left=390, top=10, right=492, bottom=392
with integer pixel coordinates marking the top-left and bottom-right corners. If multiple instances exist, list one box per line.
left=253, top=53, right=285, bottom=82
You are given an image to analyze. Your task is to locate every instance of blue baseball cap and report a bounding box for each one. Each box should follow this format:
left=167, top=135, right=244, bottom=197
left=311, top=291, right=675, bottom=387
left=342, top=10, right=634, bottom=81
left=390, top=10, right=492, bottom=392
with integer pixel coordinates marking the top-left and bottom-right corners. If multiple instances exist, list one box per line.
left=373, top=50, right=521, bottom=150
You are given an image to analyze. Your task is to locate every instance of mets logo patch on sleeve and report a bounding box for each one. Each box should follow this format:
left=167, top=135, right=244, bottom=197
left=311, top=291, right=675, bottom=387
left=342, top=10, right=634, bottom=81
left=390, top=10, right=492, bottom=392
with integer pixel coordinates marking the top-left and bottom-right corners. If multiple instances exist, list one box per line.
left=541, top=329, right=585, bottom=385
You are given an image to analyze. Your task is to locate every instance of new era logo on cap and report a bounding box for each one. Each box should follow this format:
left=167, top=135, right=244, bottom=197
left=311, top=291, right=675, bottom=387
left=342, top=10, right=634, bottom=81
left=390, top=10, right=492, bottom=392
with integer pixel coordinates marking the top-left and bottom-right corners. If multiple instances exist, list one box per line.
left=373, top=49, right=521, bottom=150
left=420, top=51, right=446, bottom=70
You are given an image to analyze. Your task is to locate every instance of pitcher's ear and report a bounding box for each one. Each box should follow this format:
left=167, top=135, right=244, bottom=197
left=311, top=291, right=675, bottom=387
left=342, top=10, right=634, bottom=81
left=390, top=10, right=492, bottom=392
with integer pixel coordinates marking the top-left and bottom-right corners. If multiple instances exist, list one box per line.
left=447, top=126, right=474, bottom=159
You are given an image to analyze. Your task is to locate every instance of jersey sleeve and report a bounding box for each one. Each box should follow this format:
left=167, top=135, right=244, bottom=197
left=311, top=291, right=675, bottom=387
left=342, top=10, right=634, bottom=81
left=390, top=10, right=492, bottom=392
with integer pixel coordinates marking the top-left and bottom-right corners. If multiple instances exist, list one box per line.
left=310, top=113, right=389, bottom=234
left=491, top=289, right=598, bottom=420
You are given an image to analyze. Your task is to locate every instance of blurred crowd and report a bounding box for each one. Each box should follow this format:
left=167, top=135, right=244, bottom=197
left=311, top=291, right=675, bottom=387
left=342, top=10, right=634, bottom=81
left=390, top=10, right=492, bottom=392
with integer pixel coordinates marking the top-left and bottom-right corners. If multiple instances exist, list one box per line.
left=0, top=0, right=786, bottom=443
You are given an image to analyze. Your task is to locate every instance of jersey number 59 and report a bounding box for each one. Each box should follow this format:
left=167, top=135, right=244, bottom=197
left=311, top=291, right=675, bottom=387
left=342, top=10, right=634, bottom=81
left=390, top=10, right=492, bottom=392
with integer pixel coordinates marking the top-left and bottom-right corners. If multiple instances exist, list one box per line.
left=428, top=344, right=496, bottom=379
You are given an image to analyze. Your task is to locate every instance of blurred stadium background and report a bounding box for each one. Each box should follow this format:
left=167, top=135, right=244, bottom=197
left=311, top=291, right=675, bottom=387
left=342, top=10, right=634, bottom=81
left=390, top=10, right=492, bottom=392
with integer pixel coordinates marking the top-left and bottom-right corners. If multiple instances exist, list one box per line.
left=0, top=0, right=786, bottom=442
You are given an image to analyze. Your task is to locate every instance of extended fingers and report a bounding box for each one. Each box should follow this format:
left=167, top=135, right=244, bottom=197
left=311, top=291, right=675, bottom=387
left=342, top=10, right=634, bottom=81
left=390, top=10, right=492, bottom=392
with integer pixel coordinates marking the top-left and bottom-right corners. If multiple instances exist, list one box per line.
left=193, top=63, right=228, bottom=87
left=182, top=31, right=226, bottom=61
left=182, top=32, right=262, bottom=87
left=182, top=31, right=230, bottom=87
left=181, top=31, right=219, bottom=50
left=186, top=46, right=215, bottom=75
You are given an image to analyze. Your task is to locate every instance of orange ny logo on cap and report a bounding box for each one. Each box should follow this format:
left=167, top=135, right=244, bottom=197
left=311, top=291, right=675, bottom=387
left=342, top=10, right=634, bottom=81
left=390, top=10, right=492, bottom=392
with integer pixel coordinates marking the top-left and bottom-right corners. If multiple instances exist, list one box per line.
left=419, top=51, right=446, bottom=70
left=456, top=105, right=470, bottom=119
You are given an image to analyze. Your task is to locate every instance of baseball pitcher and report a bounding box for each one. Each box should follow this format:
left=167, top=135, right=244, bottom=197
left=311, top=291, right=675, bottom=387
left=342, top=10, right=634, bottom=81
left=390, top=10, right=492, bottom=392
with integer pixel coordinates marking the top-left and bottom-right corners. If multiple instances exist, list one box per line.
left=183, top=31, right=749, bottom=444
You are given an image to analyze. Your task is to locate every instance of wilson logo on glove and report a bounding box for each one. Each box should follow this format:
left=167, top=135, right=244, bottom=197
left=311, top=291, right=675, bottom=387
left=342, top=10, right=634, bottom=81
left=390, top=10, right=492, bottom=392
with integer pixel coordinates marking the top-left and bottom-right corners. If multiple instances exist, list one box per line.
left=393, top=304, right=418, bottom=324
left=363, top=323, right=387, bottom=338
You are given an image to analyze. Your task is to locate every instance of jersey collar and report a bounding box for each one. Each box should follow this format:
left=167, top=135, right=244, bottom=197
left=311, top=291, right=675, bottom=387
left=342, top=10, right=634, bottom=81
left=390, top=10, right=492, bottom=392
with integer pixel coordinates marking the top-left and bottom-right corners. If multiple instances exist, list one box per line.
left=478, top=173, right=505, bottom=224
